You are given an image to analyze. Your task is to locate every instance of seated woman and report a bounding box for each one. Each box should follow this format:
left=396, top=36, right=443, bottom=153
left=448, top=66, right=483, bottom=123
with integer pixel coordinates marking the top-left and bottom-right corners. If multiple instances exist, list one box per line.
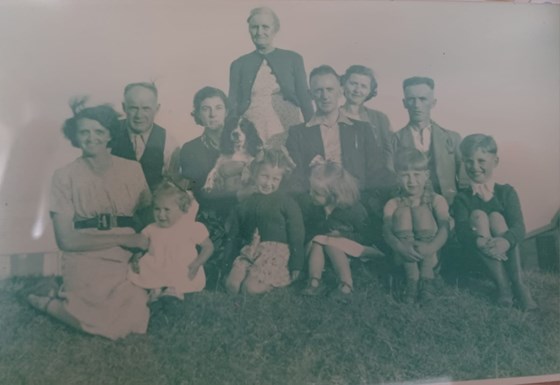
left=228, top=6, right=314, bottom=146
left=178, top=87, right=238, bottom=288
left=27, top=99, right=152, bottom=340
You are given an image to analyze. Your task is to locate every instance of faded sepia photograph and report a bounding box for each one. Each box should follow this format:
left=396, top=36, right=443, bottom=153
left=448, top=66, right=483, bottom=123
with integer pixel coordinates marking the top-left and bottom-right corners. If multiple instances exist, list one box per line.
left=0, top=1, right=559, bottom=384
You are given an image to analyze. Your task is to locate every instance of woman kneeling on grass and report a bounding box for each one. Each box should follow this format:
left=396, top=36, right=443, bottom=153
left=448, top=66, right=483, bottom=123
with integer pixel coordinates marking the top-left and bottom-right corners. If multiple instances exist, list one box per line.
left=28, top=99, right=152, bottom=340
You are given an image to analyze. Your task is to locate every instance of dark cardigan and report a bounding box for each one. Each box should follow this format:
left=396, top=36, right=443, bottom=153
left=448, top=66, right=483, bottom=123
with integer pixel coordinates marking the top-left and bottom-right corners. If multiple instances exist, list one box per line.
left=453, top=183, right=526, bottom=250
left=228, top=48, right=314, bottom=122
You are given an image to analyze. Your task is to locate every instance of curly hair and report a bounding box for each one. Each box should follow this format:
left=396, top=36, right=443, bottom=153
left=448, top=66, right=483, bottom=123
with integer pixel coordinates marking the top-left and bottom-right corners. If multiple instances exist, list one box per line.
left=220, top=117, right=263, bottom=157
left=309, top=161, right=360, bottom=208
left=61, top=97, right=121, bottom=148
left=341, top=65, right=378, bottom=101
left=249, top=145, right=296, bottom=181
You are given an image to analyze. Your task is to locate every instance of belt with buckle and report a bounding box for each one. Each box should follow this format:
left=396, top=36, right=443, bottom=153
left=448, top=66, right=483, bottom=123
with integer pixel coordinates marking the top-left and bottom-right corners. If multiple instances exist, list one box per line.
left=74, top=214, right=135, bottom=231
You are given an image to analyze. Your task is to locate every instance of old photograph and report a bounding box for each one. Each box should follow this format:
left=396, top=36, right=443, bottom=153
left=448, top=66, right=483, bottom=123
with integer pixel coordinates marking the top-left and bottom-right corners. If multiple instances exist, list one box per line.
left=0, top=1, right=559, bottom=384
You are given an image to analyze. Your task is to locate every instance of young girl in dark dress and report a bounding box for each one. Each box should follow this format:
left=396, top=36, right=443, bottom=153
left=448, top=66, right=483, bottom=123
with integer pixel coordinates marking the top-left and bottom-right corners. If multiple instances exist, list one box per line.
left=302, top=161, right=379, bottom=300
left=225, top=146, right=304, bottom=294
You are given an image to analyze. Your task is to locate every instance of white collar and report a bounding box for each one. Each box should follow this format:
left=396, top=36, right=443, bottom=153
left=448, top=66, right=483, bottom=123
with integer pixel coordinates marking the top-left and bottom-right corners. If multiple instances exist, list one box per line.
left=470, top=180, right=495, bottom=202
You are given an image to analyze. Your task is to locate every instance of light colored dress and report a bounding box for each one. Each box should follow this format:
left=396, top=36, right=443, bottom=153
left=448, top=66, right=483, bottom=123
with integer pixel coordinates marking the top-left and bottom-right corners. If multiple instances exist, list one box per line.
left=127, top=214, right=209, bottom=296
left=50, top=156, right=151, bottom=340
left=244, top=60, right=302, bottom=146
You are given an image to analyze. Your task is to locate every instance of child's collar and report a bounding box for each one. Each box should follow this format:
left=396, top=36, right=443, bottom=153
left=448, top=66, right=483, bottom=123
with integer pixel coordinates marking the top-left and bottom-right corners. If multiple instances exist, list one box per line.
left=470, top=179, right=495, bottom=202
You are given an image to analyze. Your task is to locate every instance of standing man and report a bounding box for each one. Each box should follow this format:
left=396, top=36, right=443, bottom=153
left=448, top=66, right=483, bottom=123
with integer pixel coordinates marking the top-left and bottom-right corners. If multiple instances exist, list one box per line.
left=394, top=77, right=467, bottom=205
left=111, top=82, right=179, bottom=191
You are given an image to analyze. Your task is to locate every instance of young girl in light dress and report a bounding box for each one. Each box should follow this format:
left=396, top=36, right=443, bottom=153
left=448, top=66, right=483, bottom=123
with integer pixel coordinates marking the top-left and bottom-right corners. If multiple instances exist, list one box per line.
left=383, top=149, right=450, bottom=304
left=224, top=146, right=305, bottom=294
left=302, top=161, right=381, bottom=300
left=127, top=179, right=214, bottom=300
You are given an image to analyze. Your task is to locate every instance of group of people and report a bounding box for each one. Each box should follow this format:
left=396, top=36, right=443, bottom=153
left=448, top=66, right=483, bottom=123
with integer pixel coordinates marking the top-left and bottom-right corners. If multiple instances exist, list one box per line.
left=26, top=7, right=537, bottom=341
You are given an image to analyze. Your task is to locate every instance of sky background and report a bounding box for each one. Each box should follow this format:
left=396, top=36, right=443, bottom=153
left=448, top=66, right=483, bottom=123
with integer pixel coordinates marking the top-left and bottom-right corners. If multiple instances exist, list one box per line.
left=0, top=0, right=558, bottom=254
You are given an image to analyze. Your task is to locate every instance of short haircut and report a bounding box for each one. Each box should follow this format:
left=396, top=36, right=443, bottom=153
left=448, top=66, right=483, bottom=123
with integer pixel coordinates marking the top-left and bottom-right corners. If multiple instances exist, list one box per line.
left=341, top=65, right=378, bottom=100
left=460, top=134, right=498, bottom=158
left=247, top=7, right=280, bottom=32
left=394, top=148, right=430, bottom=172
left=403, top=76, right=435, bottom=91
left=123, top=82, right=158, bottom=100
left=191, top=86, right=230, bottom=126
left=62, top=97, right=121, bottom=148
left=220, top=116, right=263, bottom=157
left=309, top=161, right=360, bottom=208
left=152, top=177, right=193, bottom=213
left=309, top=65, right=339, bottom=84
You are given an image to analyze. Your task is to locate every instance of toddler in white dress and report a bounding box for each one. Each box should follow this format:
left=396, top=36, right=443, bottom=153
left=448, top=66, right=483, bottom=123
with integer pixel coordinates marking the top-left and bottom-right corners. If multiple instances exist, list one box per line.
left=128, top=179, right=213, bottom=300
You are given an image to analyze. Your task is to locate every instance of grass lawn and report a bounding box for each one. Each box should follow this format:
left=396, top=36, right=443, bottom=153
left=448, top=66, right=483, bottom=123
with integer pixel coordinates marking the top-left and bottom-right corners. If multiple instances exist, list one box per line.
left=0, top=263, right=559, bottom=385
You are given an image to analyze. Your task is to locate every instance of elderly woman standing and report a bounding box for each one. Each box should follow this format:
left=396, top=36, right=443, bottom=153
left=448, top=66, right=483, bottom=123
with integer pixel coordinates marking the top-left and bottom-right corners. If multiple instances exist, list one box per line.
left=228, top=7, right=314, bottom=145
left=28, top=100, right=151, bottom=340
left=340, top=65, right=394, bottom=172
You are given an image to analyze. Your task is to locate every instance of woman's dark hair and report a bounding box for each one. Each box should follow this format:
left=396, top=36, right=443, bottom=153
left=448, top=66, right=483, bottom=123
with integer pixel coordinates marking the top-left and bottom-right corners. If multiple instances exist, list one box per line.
left=191, top=87, right=230, bottom=126
left=341, top=65, right=378, bottom=101
left=61, top=97, right=121, bottom=148
left=220, top=117, right=263, bottom=157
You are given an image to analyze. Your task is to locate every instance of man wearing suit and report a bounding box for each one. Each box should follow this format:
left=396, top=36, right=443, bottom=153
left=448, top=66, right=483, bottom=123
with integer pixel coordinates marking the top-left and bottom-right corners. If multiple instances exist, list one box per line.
left=111, top=82, right=178, bottom=191
left=286, top=65, right=395, bottom=241
left=394, top=76, right=467, bottom=205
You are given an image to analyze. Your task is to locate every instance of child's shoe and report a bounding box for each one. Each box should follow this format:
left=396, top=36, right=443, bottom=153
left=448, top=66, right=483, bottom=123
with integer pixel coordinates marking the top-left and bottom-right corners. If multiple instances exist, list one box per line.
left=329, top=282, right=353, bottom=304
left=402, top=279, right=418, bottom=304
left=302, top=278, right=326, bottom=296
left=419, top=279, right=436, bottom=302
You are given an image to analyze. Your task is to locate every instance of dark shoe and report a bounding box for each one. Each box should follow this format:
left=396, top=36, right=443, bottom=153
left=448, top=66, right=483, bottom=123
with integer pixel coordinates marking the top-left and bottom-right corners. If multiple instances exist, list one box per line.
left=402, top=279, right=418, bottom=304
left=419, top=279, right=436, bottom=302
left=302, top=278, right=326, bottom=296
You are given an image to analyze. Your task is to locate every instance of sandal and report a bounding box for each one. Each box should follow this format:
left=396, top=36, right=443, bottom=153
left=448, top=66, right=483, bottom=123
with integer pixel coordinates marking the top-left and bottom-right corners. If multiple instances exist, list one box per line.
left=302, top=277, right=326, bottom=296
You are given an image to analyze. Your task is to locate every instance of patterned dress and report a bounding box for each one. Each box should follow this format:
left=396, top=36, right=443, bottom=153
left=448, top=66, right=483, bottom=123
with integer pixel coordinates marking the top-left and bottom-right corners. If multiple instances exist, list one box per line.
left=244, top=60, right=302, bottom=146
left=50, top=156, right=151, bottom=340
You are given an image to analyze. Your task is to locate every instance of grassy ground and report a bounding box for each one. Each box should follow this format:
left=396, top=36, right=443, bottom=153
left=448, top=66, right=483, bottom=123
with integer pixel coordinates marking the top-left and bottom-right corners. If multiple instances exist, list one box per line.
left=0, top=263, right=558, bottom=385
